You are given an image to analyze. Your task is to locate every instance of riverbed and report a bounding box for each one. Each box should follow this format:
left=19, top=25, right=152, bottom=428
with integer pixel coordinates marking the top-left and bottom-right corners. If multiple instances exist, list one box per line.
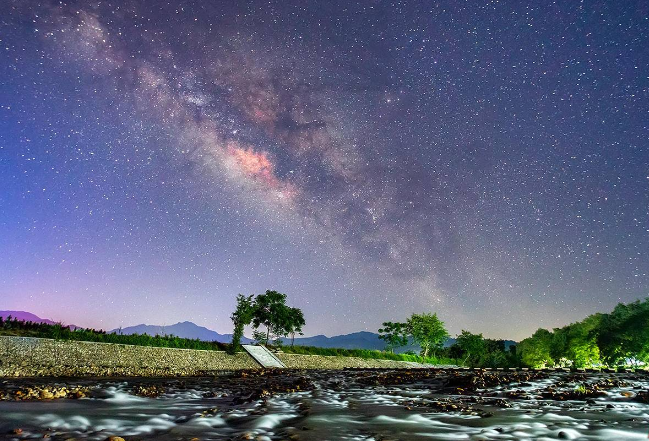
left=1, top=369, right=648, bottom=440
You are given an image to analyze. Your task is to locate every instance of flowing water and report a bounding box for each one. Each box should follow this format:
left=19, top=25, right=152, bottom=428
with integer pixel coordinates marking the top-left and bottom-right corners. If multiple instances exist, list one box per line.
left=1, top=369, right=648, bottom=440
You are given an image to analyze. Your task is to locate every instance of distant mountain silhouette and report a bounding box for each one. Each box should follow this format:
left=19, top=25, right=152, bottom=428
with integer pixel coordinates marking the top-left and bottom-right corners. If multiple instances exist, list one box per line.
left=0, top=310, right=78, bottom=328
left=109, top=321, right=252, bottom=344
left=286, top=331, right=387, bottom=350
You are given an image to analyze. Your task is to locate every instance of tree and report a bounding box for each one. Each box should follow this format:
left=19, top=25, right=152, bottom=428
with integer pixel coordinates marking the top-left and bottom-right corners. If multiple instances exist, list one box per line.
left=406, top=313, right=449, bottom=358
left=598, top=300, right=649, bottom=366
left=519, top=328, right=554, bottom=368
left=249, top=290, right=306, bottom=346
left=252, top=329, right=268, bottom=345
left=252, top=290, right=289, bottom=345
left=229, top=290, right=306, bottom=349
left=549, top=326, right=569, bottom=364
left=378, top=321, right=409, bottom=353
left=455, top=330, right=486, bottom=366
left=565, top=315, right=601, bottom=368
left=229, top=294, right=255, bottom=353
left=285, top=307, right=305, bottom=346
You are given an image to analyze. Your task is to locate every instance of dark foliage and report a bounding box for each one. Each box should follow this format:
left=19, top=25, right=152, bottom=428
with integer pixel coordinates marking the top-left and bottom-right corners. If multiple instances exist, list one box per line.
left=0, top=316, right=228, bottom=351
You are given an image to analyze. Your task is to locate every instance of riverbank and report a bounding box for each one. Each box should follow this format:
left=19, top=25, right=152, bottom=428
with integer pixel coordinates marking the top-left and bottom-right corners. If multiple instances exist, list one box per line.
left=0, top=336, right=436, bottom=377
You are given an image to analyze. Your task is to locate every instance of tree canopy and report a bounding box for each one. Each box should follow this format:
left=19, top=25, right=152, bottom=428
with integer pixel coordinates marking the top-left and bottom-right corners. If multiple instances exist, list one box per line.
left=377, top=312, right=449, bottom=358
left=455, top=330, right=486, bottom=366
left=517, top=298, right=649, bottom=368
left=229, top=294, right=255, bottom=353
left=229, top=290, right=305, bottom=350
left=378, top=321, right=409, bottom=353
left=407, top=313, right=449, bottom=358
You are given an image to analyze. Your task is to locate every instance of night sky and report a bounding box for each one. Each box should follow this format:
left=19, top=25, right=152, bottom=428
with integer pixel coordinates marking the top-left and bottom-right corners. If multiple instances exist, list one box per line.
left=1, top=1, right=647, bottom=340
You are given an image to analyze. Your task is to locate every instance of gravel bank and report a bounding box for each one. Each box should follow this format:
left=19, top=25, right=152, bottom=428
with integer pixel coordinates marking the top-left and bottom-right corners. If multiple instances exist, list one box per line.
left=0, top=336, right=435, bottom=377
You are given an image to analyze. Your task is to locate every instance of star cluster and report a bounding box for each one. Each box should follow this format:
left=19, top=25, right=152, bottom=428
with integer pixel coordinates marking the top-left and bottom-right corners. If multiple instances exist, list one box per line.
left=1, top=0, right=647, bottom=339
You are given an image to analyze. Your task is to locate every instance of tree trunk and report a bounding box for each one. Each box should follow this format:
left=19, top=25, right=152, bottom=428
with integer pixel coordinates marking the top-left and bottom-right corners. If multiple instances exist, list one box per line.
left=266, top=326, right=270, bottom=345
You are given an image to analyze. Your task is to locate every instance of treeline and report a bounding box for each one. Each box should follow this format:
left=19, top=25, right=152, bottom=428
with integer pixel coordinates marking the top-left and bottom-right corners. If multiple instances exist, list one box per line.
left=442, top=332, right=520, bottom=368
left=378, top=313, right=518, bottom=368
left=0, top=315, right=227, bottom=351
left=380, top=298, right=649, bottom=369
left=518, top=299, right=649, bottom=368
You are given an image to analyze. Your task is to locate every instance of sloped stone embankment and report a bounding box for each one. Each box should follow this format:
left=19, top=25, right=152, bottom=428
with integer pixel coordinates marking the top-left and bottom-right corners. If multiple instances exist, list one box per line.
left=0, top=336, right=434, bottom=377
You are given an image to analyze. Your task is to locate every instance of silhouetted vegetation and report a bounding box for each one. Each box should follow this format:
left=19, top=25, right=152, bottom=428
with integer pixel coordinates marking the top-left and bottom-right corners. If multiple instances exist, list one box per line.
left=0, top=315, right=227, bottom=351
left=443, top=331, right=520, bottom=368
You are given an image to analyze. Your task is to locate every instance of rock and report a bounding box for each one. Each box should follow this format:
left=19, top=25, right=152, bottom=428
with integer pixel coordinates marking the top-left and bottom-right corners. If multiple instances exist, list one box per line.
left=133, top=384, right=165, bottom=397
left=105, top=437, right=126, bottom=441
left=39, top=388, right=54, bottom=400
left=69, top=388, right=87, bottom=399
left=633, top=391, right=649, bottom=403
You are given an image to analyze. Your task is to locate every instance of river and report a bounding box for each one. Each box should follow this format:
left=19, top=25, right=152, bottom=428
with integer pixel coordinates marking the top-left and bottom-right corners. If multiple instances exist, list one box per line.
left=0, top=369, right=648, bottom=440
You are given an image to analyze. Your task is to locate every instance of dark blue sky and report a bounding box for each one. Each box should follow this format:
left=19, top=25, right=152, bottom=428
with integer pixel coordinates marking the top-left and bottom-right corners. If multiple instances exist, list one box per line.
left=1, top=0, right=647, bottom=339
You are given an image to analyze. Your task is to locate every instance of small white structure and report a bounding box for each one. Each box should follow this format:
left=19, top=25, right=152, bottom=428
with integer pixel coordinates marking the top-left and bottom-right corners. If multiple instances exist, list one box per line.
left=242, top=344, right=286, bottom=368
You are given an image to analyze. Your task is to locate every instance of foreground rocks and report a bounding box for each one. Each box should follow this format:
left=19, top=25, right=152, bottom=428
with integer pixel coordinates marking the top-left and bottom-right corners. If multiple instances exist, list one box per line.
left=0, top=369, right=314, bottom=404
left=0, top=384, right=89, bottom=401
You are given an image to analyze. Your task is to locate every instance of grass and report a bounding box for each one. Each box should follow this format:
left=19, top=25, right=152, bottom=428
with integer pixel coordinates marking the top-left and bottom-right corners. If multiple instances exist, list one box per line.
left=277, top=344, right=459, bottom=365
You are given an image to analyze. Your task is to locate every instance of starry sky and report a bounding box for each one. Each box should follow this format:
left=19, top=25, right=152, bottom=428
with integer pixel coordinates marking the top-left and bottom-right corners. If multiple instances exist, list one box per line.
left=1, top=1, right=647, bottom=340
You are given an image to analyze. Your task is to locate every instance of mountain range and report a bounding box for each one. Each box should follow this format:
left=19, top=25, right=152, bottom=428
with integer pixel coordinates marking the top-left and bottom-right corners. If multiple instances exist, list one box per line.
left=1, top=310, right=516, bottom=351
left=0, top=310, right=57, bottom=325
left=0, top=310, right=79, bottom=329
left=110, top=321, right=252, bottom=344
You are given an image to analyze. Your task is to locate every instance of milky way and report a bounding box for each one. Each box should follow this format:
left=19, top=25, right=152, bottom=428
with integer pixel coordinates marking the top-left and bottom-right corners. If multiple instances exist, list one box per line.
left=1, top=1, right=647, bottom=339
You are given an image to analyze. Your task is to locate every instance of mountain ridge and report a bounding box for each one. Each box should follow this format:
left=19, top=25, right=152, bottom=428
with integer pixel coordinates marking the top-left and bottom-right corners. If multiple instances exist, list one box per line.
left=0, top=310, right=79, bottom=328
left=109, top=321, right=252, bottom=344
